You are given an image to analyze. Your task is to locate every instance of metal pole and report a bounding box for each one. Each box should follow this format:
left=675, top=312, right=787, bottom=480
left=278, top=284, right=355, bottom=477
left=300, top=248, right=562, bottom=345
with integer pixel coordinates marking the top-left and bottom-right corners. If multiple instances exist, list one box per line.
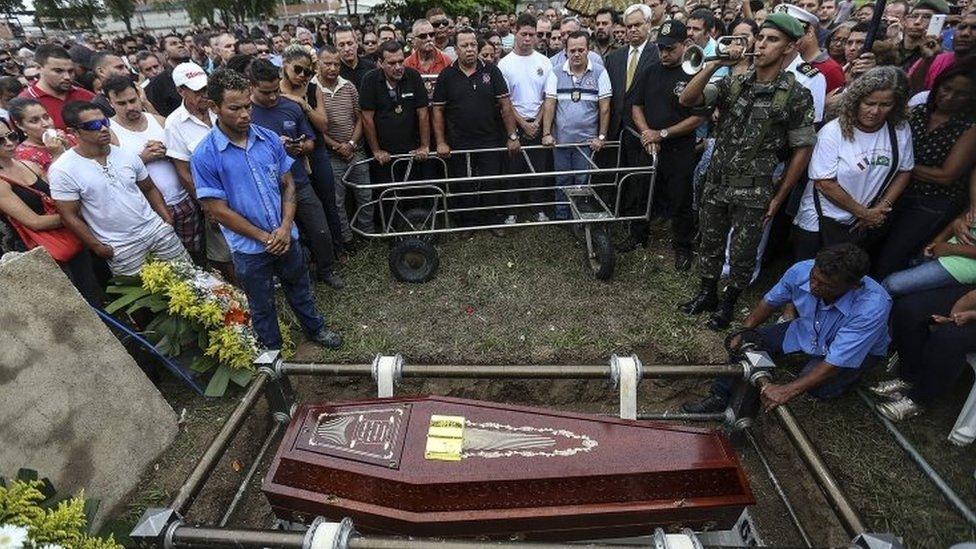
left=636, top=412, right=726, bottom=421
left=856, top=389, right=976, bottom=526
left=218, top=421, right=284, bottom=527
left=170, top=371, right=270, bottom=516
left=279, top=362, right=743, bottom=379
left=170, top=526, right=306, bottom=548
left=744, top=429, right=814, bottom=548
left=753, top=377, right=867, bottom=537
left=348, top=538, right=629, bottom=549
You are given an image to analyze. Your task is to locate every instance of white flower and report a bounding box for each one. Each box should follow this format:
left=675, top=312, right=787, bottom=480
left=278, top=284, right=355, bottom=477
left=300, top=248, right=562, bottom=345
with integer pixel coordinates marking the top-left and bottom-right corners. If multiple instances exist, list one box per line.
left=37, top=545, right=65, bottom=549
left=0, top=524, right=29, bottom=549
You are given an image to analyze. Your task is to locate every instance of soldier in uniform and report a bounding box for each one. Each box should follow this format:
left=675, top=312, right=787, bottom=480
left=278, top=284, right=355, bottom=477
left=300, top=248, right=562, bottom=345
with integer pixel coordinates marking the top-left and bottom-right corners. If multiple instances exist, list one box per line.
left=677, top=13, right=817, bottom=330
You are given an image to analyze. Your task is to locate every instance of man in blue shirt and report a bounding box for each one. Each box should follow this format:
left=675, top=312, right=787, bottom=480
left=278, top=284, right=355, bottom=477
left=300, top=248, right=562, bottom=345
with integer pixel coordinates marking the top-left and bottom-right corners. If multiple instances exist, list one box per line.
left=192, top=69, right=342, bottom=350
left=247, top=59, right=345, bottom=289
left=684, top=244, right=891, bottom=413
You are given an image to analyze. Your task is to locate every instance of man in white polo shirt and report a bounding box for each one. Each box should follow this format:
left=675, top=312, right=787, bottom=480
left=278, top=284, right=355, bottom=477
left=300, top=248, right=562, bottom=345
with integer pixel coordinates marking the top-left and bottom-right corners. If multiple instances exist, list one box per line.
left=164, top=62, right=235, bottom=280
left=778, top=4, right=828, bottom=124
left=499, top=12, right=553, bottom=222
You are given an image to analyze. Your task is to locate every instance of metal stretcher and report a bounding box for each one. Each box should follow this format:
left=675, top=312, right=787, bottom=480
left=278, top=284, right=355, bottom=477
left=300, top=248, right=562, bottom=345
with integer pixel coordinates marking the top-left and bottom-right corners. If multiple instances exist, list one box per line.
left=340, top=135, right=657, bottom=282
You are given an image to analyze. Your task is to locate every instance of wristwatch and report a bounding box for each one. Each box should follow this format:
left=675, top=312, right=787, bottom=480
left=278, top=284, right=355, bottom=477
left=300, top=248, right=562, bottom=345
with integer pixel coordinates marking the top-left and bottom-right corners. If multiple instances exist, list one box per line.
left=597, top=134, right=606, bottom=141
left=508, top=132, right=519, bottom=141
left=348, top=140, right=357, bottom=149
left=659, top=128, right=670, bottom=140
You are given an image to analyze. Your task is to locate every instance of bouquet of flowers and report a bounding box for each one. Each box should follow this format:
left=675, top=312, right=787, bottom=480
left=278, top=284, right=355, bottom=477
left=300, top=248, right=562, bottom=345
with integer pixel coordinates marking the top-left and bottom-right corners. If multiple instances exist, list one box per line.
left=106, top=259, right=293, bottom=396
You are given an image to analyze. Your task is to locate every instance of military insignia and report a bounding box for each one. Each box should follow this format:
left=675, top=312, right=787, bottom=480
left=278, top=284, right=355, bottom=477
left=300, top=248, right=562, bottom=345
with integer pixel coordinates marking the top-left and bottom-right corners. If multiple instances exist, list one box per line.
left=571, top=89, right=582, bottom=102
left=483, top=73, right=491, bottom=84
left=537, top=67, right=544, bottom=76
left=673, top=81, right=687, bottom=95
left=661, top=22, right=672, bottom=35
left=797, top=62, right=820, bottom=77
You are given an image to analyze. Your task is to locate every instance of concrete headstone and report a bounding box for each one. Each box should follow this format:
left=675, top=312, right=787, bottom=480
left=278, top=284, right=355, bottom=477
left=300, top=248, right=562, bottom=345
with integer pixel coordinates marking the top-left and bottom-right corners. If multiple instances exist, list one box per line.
left=0, top=248, right=178, bottom=527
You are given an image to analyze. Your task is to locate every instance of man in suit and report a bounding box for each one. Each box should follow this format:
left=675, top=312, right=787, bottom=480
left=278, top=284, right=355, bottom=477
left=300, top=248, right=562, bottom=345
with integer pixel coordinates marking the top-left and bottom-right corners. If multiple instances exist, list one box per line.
left=604, top=3, right=661, bottom=251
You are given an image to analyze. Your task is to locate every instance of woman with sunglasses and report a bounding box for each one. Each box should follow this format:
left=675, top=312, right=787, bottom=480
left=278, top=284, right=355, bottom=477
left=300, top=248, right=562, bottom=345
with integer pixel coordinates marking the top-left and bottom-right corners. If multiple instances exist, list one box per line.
left=0, top=118, right=101, bottom=303
left=7, top=97, right=72, bottom=174
left=279, top=45, right=327, bottom=134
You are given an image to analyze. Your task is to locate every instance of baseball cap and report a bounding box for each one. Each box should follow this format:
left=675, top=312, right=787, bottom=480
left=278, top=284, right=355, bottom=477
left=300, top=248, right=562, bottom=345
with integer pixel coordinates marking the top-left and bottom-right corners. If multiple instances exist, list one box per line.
left=775, top=3, right=820, bottom=27
left=762, top=12, right=806, bottom=40
left=172, top=62, right=208, bottom=91
left=656, top=20, right=688, bottom=47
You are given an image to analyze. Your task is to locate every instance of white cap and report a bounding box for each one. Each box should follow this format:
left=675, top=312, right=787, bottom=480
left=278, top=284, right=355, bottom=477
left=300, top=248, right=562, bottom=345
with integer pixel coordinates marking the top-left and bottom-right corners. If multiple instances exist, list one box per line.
left=775, top=4, right=820, bottom=27
left=172, top=62, right=208, bottom=91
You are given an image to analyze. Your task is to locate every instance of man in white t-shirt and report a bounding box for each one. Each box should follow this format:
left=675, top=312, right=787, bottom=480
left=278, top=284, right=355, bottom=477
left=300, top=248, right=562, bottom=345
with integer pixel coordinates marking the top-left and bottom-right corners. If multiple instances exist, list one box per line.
left=499, top=12, right=553, bottom=222
left=50, top=101, right=189, bottom=276
left=793, top=113, right=915, bottom=259
left=104, top=74, right=203, bottom=261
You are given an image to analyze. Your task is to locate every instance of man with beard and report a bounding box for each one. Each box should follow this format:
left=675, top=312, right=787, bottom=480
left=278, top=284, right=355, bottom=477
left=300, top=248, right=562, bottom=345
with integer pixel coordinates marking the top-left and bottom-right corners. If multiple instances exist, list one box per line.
left=592, top=8, right=620, bottom=58
left=335, top=26, right=377, bottom=90
left=104, top=74, right=202, bottom=261
left=145, top=34, right=192, bottom=116
left=677, top=13, right=816, bottom=330
left=910, top=11, right=976, bottom=91
left=17, top=45, right=95, bottom=130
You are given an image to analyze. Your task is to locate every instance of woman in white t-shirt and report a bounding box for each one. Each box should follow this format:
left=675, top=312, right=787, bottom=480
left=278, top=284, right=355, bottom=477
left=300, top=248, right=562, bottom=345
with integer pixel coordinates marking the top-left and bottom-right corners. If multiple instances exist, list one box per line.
left=793, top=66, right=915, bottom=260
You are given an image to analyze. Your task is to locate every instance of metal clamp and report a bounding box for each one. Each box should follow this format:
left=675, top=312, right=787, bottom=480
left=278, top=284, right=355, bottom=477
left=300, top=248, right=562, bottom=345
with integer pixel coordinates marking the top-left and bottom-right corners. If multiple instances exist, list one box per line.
left=652, top=527, right=704, bottom=549
left=610, top=354, right=642, bottom=420
left=255, top=350, right=283, bottom=379
left=304, top=517, right=354, bottom=549
left=371, top=354, right=404, bottom=398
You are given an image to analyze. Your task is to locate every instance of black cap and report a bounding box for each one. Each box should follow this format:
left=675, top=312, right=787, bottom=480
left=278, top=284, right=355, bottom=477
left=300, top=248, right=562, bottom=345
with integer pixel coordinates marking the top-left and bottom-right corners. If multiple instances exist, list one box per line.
left=656, top=20, right=687, bottom=47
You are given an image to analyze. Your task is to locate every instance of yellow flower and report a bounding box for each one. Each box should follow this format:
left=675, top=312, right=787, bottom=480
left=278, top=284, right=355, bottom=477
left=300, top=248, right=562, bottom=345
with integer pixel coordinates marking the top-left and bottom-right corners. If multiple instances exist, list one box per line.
left=166, top=282, right=198, bottom=317
left=140, top=261, right=176, bottom=293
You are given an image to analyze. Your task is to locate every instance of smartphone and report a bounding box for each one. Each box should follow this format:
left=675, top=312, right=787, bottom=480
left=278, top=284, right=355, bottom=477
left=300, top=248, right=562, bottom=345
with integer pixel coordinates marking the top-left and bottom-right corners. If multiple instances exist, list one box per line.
left=927, top=13, right=947, bottom=37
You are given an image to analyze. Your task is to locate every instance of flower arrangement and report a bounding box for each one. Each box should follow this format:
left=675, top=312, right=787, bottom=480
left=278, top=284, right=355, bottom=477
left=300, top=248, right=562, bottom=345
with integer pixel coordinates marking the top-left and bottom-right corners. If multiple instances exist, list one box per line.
left=0, top=471, right=121, bottom=549
left=106, top=259, right=294, bottom=396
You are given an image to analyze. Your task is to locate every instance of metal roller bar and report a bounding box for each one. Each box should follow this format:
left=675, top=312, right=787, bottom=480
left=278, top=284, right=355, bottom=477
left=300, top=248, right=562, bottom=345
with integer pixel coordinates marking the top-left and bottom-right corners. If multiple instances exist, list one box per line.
left=218, top=421, right=285, bottom=527
left=753, top=376, right=867, bottom=537
left=170, top=371, right=270, bottom=516
left=169, top=526, right=306, bottom=548
left=744, top=429, right=814, bottom=548
left=347, top=537, right=631, bottom=549
left=278, top=362, right=743, bottom=380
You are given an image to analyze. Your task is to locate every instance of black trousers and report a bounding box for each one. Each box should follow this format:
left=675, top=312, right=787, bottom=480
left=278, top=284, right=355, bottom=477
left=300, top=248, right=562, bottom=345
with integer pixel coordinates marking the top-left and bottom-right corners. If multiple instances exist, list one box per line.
left=309, top=146, right=345, bottom=250
left=371, top=155, right=442, bottom=230
left=615, top=132, right=653, bottom=241
left=891, top=285, right=976, bottom=404
left=505, top=130, right=551, bottom=217
left=447, top=150, right=504, bottom=226
left=873, top=190, right=966, bottom=280
left=653, top=144, right=696, bottom=250
left=791, top=225, right=821, bottom=262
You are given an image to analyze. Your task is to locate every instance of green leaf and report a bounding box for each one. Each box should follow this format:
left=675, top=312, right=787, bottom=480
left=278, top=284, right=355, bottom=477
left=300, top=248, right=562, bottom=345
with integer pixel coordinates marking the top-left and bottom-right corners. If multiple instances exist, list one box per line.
left=191, top=355, right=217, bottom=373
left=83, top=498, right=101, bottom=530
left=125, top=294, right=168, bottom=315
left=229, top=368, right=253, bottom=387
left=16, top=468, right=38, bottom=482
left=104, top=286, right=150, bottom=313
left=107, top=274, right=142, bottom=287
left=205, top=364, right=232, bottom=397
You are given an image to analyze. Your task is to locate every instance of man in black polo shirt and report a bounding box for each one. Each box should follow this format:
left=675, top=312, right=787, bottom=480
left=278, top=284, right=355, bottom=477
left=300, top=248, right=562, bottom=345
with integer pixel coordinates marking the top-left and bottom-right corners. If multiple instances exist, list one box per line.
left=630, top=20, right=706, bottom=271
left=432, top=27, right=520, bottom=226
left=335, top=25, right=377, bottom=90
left=360, top=40, right=431, bottom=184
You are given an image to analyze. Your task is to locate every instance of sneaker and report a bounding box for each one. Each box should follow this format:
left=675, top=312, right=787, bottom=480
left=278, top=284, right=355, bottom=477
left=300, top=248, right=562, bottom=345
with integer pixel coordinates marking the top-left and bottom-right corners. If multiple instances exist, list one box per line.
left=680, top=393, right=729, bottom=414
left=869, top=378, right=912, bottom=399
left=885, top=353, right=900, bottom=373
left=310, top=328, right=343, bottom=349
left=877, top=396, right=922, bottom=421
left=318, top=271, right=347, bottom=290
left=504, top=214, right=518, bottom=225
left=536, top=212, right=549, bottom=222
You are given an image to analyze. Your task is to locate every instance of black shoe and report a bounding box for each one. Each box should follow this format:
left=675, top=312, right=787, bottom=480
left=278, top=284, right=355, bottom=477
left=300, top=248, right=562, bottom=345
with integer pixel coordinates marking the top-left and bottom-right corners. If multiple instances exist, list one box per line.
left=707, top=287, right=742, bottom=331
left=674, top=249, right=692, bottom=272
left=681, top=393, right=729, bottom=414
left=616, top=236, right=646, bottom=253
left=679, top=278, right=718, bottom=314
left=310, top=328, right=343, bottom=348
left=342, top=239, right=361, bottom=255
left=318, top=271, right=347, bottom=290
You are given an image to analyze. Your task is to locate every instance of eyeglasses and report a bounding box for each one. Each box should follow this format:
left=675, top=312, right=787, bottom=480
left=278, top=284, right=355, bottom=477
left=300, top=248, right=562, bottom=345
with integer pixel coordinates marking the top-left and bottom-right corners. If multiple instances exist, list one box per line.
left=291, top=65, right=314, bottom=77
left=76, top=118, right=111, bottom=131
left=415, top=32, right=435, bottom=39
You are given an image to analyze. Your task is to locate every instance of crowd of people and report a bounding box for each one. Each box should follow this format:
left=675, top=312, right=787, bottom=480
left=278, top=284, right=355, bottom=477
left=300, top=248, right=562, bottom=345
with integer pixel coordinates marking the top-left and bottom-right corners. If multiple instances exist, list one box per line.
left=0, top=0, right=974, bottom=423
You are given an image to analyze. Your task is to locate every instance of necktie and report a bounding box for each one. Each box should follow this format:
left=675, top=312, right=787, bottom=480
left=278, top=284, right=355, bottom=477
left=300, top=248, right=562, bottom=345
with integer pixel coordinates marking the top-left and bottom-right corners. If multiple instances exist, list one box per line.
left=626, top=47, right=638, bottom=90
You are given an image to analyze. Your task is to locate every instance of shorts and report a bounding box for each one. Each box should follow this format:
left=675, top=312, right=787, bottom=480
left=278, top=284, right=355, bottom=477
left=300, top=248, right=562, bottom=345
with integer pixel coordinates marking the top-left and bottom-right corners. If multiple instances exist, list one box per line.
left=167, top=196, right=203, bottom=252
left=108, top=222, right=190, bottom=276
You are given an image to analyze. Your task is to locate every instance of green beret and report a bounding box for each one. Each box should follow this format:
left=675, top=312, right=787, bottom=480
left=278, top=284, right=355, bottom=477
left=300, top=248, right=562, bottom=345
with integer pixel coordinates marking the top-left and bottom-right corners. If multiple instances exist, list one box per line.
left=914, top=0, right=950, bottom=14
left=762, top=12, right=806, bottom=40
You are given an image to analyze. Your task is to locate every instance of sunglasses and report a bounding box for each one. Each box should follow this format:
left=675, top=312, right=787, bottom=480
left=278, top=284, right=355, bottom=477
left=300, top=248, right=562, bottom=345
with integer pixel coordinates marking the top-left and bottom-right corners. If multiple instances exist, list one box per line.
left=432, top=20, right=449, bottom=28
left=291, top=65, right=314, bottom=77
left=0, top=133, right=17, bottom=145
left=76, top=118, right=111, bottom=131
left=537, top=31, right=551, bottom=37
left=415, top=32, right=435, bottom=39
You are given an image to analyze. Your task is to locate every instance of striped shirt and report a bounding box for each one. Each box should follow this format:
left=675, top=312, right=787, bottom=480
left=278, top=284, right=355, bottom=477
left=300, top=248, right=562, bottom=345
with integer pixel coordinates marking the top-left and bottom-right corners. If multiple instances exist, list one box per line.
left=319, top=77, right=359, bottom=144
left=543, top=60, right=612, bottom=144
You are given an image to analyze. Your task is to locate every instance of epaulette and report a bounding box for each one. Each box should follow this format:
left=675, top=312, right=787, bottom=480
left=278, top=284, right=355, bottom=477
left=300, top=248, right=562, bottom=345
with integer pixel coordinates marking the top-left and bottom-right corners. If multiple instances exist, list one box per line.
left=797, top=62, right=820, bottom=78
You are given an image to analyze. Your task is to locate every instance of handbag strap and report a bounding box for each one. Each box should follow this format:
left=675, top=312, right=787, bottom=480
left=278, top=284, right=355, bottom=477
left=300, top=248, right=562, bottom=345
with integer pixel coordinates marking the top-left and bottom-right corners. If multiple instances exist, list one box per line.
left=813, top=121, right=900, bottom=222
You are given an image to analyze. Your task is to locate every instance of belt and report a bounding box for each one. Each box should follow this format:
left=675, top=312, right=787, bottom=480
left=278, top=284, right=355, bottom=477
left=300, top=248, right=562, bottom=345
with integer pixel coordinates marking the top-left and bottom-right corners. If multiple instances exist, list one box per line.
left=721, top=175, right=774, bottom=188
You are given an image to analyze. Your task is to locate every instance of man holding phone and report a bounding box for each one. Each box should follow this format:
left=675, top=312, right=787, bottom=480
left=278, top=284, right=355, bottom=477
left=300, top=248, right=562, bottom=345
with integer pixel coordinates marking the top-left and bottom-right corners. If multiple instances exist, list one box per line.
left=248, top=59, right=345, bottom=290
left=910, top=11, right=976, bottom=92
left=899, top=0, right=950, bottom=71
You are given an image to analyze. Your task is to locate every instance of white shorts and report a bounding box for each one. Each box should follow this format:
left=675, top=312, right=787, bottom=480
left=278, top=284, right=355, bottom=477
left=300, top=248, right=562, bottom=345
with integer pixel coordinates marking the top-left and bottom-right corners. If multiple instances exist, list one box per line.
left=108, top=222, right=190, bottom=275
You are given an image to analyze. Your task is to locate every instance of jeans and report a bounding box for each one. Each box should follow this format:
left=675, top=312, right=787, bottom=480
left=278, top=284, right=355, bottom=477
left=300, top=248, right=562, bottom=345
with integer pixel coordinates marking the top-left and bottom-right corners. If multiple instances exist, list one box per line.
left=330, top=151, right=375, bottom=241
left=231, top=243, right=325, bottom=349
left=711, top=321, right=882, bottom=400
left=891, top=285, right=976, bottom=403
left=552, top=146, right=591, bottom=220
left=294, top=183, right=335, bottom=275
left=873, top=190, right=966, bottom=279
left=882, top=258, right=960, bottom=297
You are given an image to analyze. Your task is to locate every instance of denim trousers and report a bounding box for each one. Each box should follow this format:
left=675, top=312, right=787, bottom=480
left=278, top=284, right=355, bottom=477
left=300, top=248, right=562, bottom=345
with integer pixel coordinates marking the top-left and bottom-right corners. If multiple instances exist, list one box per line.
left=330, top=151, right=375, bottom=241
left=552, top=146, right=591, bottom=220
left=231, top=242, right=324, bottom=349
left=882, top=257, right=960, bottom=297
left=711, top=321, right=881, bottom=400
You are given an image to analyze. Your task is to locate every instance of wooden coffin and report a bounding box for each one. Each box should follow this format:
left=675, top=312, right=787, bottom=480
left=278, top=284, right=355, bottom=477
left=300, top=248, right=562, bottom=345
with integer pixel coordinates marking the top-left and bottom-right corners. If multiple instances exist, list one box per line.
left=262, top=396, right=754, bottom=540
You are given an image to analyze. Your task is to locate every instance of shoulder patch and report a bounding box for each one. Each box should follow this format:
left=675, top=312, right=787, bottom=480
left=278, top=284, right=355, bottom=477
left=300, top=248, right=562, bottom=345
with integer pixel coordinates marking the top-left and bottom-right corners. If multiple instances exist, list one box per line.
left=797, top=62, right=820, bottom=77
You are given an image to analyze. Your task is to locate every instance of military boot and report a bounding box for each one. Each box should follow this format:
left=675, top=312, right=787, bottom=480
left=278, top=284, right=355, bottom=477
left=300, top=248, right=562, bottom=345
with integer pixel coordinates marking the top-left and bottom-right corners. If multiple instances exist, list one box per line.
left=679, top=278, right=719, bottom=314
left=707, top=287, right=742, bottom=331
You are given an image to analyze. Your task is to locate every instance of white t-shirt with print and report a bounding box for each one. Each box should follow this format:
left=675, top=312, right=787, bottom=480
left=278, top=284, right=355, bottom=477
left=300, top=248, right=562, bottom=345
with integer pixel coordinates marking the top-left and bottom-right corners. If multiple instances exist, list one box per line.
left=498, top=50, right=552, bottom=120
left=49, top=146, right=165, bottom=248
left=796, top=119, right=914, bottom=232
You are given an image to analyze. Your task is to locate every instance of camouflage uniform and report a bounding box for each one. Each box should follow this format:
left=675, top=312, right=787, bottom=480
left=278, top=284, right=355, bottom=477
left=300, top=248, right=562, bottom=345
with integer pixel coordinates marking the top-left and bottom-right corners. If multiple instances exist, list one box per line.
left=697, top=70, right=816, bottom=290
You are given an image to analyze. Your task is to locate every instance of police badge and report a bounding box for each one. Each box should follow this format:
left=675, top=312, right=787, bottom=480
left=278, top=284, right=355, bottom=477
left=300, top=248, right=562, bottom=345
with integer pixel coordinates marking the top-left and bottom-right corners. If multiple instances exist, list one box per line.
left=661, top=22, right=672, bottom=35
left=483, top=73, right=491, bottom=84
left=571, top=89, right=581, bottom=102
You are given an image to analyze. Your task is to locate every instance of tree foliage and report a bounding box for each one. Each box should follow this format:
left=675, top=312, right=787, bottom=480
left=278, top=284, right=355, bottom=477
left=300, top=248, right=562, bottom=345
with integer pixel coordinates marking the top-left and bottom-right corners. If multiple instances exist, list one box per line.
left=184, top=0, right=278, bottom=25
left=104, top=0, right=135, bottom=33
left=0, top=0, right=26, bottom=15
left=371, top=0, right=511, bottom=20
left=34, top=0, right=104, bottom=29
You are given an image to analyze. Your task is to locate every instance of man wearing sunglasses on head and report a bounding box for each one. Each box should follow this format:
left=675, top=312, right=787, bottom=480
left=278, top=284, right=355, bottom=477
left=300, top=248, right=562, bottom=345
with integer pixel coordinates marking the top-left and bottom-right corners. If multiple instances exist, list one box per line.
left=49, top=101, right=189, bottom=276
left=406, top=19, right=454, bottom=77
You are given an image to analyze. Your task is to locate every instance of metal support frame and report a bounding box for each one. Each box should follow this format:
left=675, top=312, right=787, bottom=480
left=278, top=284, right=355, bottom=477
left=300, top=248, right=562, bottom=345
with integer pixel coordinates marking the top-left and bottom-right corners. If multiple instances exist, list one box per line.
left=609, top=354, right=642, bottom=420
left=257, top=350, right=296, bottom=424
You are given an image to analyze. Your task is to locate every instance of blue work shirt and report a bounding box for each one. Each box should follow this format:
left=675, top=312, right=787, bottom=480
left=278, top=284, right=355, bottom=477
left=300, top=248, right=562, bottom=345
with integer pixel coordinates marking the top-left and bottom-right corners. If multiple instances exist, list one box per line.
left=249, top=98, right=315, bottom=189
left=763, top=260, right=891, bottom=369
left=191, top=123, right=299, bottom=255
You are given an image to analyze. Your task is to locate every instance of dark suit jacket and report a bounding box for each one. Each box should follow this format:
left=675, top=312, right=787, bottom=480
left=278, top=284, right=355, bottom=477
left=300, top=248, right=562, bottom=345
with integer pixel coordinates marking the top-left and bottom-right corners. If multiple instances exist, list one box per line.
left=605, top=41, right=659, bottom=140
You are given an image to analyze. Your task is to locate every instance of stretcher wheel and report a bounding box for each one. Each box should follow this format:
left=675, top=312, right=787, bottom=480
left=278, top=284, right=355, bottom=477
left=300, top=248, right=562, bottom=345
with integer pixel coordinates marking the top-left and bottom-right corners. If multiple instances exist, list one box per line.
left=584, top=226, right=615, bottom=281
left=389, top=238, right=440, bottom=283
